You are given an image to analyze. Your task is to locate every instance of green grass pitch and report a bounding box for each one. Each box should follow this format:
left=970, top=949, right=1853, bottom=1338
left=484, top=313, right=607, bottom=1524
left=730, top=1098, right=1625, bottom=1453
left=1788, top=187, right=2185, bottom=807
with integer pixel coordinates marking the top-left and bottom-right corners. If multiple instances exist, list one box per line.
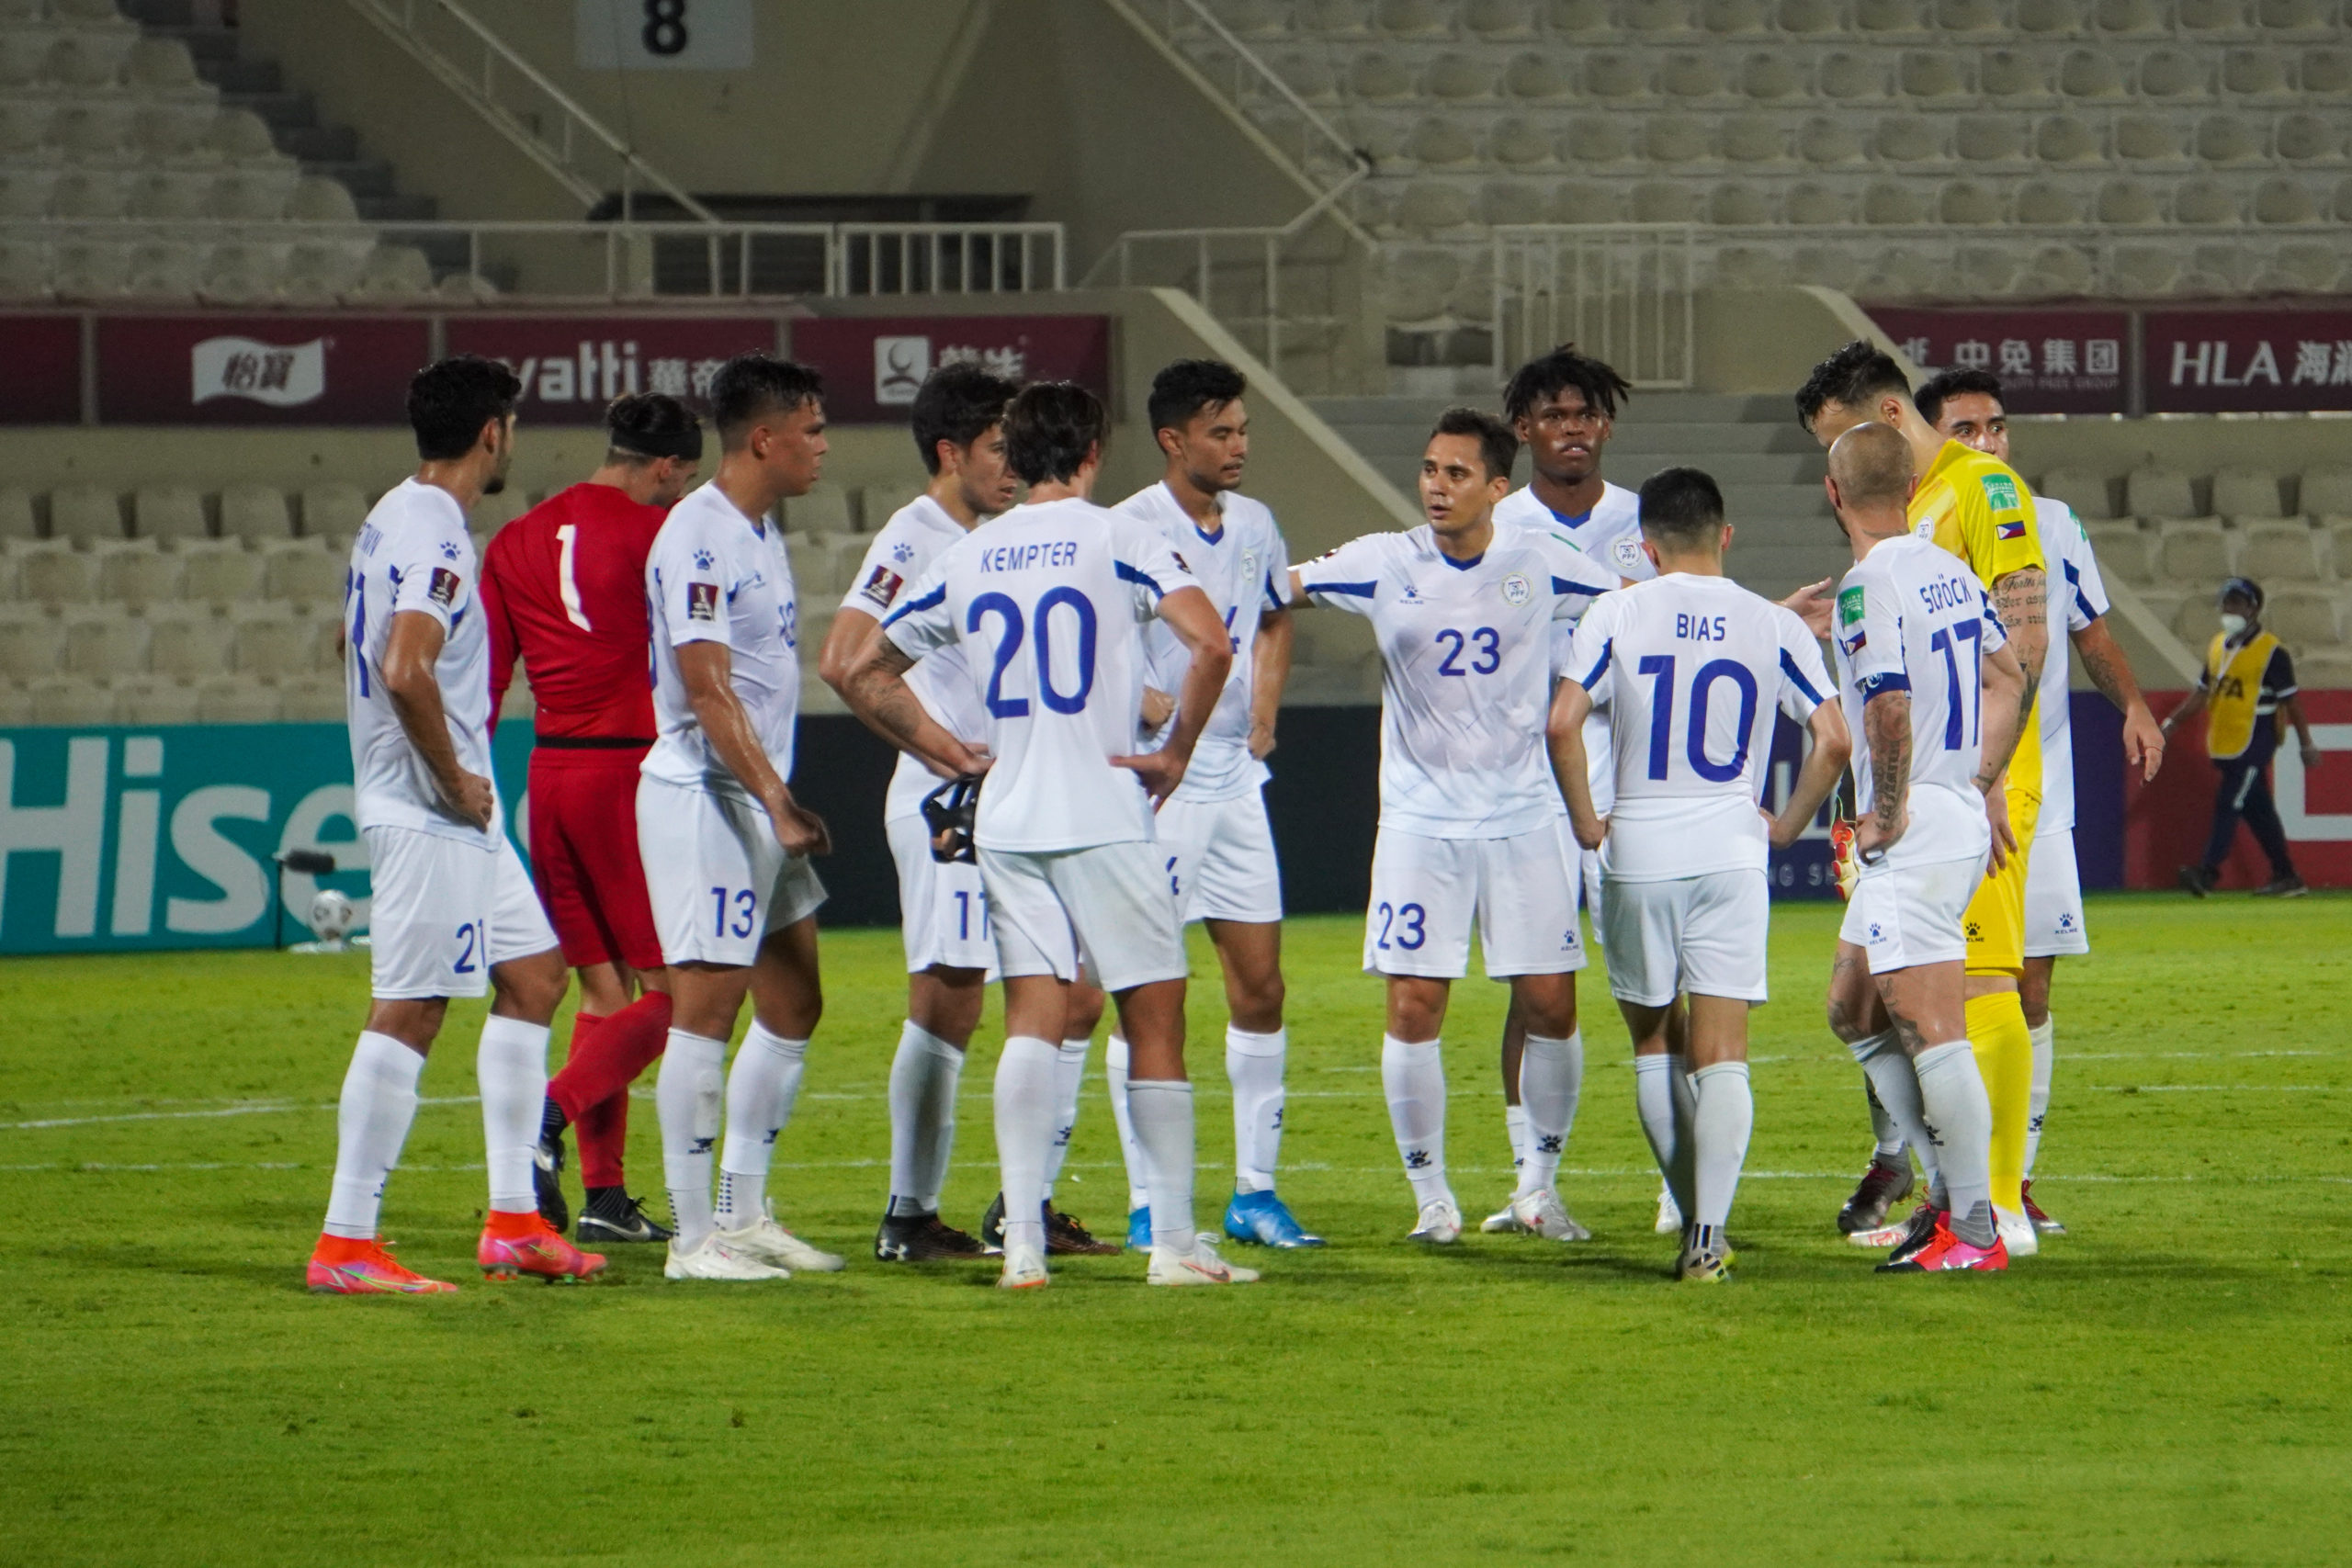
left=2, top=895, right=2346, bottom=1566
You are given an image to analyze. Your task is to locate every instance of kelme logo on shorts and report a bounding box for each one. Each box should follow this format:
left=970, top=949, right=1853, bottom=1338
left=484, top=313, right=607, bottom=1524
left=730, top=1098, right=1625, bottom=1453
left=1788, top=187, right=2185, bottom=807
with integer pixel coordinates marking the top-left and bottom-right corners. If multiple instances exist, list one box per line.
left=1981, top=472, right=2020, bottom=512
left=1838, top=586, right=1866, bottom=627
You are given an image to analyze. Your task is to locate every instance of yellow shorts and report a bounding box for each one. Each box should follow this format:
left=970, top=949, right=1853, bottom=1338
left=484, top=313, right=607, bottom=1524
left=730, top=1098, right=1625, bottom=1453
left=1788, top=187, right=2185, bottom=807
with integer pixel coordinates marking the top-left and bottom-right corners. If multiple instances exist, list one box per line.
left=1962, top=786, right=2041, bottom=975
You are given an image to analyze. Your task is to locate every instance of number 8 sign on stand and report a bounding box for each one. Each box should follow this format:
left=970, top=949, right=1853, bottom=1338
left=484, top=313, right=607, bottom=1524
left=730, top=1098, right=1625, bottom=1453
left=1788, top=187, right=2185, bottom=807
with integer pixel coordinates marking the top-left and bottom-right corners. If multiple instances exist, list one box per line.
left=575, top=0, right=754, bottom=71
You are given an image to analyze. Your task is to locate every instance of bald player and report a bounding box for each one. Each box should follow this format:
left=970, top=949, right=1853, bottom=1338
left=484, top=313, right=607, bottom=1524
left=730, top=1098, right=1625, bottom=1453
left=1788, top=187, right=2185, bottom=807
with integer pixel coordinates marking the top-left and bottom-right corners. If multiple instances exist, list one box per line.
left=1796, top=344, right=2048, bottom=1257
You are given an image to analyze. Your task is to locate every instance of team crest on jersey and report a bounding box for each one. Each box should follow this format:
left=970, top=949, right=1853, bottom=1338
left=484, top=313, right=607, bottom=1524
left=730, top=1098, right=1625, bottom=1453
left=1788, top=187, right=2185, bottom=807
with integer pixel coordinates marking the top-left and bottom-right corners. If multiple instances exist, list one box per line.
left=1981, top=472, right=2021, bottom=513
left=1241, top=551, right=1258, bottom=582
left=1611, top=536, right=1645, bottom=571
left=428, top=567, right=460, bottom=608
left=859, top=564, right=905, bottom=609
left=687, top=581, right=719, bottom=621
left=1500, top=571, right=1532, bottom=607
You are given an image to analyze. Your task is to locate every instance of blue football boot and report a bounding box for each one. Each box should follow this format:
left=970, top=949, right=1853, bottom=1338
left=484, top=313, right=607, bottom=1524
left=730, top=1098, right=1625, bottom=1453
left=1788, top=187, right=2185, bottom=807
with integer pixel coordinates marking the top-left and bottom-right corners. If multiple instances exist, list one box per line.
left=1222, top=1189, right=1325, bottom=1248
left=1125, top=1205, right=1151, bottom=1252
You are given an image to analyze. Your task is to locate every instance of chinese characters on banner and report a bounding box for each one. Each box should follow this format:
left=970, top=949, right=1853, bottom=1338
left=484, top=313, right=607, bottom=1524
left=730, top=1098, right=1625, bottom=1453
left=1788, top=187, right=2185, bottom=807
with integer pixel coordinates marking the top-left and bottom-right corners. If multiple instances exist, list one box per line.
left=442, top=317, right=779, bottom=423
left=93, top=315, right=429, bottom=424
left=1866, top=309, right=2132, bottom=413
left=787, top=316, right=1114, bottom=423
left=2141, top=310, right=2352, bottom=413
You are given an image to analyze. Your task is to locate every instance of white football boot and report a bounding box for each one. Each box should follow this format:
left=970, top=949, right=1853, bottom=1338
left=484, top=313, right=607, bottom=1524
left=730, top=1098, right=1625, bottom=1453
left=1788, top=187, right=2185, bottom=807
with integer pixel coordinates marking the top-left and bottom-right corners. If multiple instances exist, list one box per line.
left=1147, top=1235, right=1259, bottom=1286
left=718, top=1201, right=845, bottom=1273
left=664, top=1233, right=789, bottom=1281
left=1995, top=1206, right=2039, bottom=1258
left=997, top=1244, right=1049, bottom=1290
left=1508, top=1188, right=1592, bottom=1242
left=1655, top=1183, right=1684, bottom=1235
left=1408, top=1197, right=1464, bottom=1245
left=1478, top=1197, right=1526, bottom=1234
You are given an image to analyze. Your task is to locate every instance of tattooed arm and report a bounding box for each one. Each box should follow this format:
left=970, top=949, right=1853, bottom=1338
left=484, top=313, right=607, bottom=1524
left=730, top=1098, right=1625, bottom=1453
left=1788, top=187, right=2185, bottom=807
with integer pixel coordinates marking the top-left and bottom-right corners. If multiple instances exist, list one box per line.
left=1856, top=690, right=1911, bottom=861
left=840, top=632, right=991, bottom=782
left=2073, top=616, right=2165, bottom=783
left=1989, top=567, right=2048, bottom=730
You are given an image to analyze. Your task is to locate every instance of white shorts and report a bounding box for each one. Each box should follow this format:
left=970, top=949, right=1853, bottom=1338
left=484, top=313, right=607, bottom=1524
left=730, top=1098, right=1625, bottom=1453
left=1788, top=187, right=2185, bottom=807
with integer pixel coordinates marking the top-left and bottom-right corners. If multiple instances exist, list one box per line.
left=638, top=776, right=827, bottom=968
left=886, top=813, right=998, bottom=976
left=364, top=826, right=558, bottom=1001
left=1838, top=853, right=1985, bottom=975
left=2023, top=830, right=2089, bottom=958
left=1363, top=824, right=1586, bottom=979
left=1551, top=818, right=1606, bottom=947
left=1158, top=790, right=1284, bottom=925
left=978, top=840, right=1187, bottom=993
left=1600, top=869, right=1770, bottom=1007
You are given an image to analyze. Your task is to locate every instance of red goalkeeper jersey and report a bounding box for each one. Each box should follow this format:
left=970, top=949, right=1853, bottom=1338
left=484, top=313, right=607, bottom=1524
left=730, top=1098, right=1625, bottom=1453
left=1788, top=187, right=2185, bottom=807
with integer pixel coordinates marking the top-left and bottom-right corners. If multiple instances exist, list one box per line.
left=483, top=482, right=667, bottom=740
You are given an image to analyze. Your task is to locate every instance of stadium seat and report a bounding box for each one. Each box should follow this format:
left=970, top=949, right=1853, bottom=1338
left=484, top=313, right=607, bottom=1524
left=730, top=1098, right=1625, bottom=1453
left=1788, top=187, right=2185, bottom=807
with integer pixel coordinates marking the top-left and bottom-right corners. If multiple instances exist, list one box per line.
left=1422, top=55, right=1494, bottom=100
left=125, top=242, right=206, bottom=299
left=147, top=610, right=236, bottom=682
left=231, top=608, right=320, bottom=679
left=2157, top=521, right=2233, bottom=579
left=49, top=487, right=123, bottom=545
left=1552, top=178, right=1625, bottom=220
left=1715, top=113, right=1787, bottom=163
left=16, top=541, right=92, bottom=607
left=2213, top=467, right=2288, bottom=519
left=1642, top=116, right=1709, bottom=163
left=2182, top=0, right=2249, bottom=31
left=1739, top=51, right=1803, bottom=99
left=219, top=485, right=294, bottom=545
left=0, top=490, right=36, bottom=543
left=47, top=31, right=134, bottom=89
left=2197, top=114, right=2264, bottom=164
left=2225, top=48, right=2295, bottom=96
left=1955, top=116, right=2027, bottom=162
left=1206, top=0, right=1290, bottom=36
left=111, top=676, right=201, bottom=726
left=277, top=673, right=345, bottom=723
left=1710, top=182, right=1772, bottom=222
left=2171, top=592, right=2222, bottom=645
left=1799, top=117, right=1865, bottom=164
left=1777, top=0, right=1842, bottom=33
left=0, top=169, right=51, bottom=220
left=2041, top=467, right=2116, bottom=519
left=1786, top=181, right=1850, bottom=222
left=1479, top=178, right=1545, bottom=224
left=2035, top=117, right=2100, bottom=164
left=0, top=611, right=59, bottom=681
left=1940, top=177, right=2006, bottom=221
left=2098, top=0, right=2169, bottom=33
left=205, top=107, right=280, bottom=164
left=1623, top=0, right=1693, bottom=34
left=2252, top=178, right=2319, bottom=224
left=261, top=540, right=345, bottom=611
left=1901, top=51, right=1968, bottom=98
left=63, top=609, right=147, bottom=680
left=2108, top=246, right=2178, bottom=297
left=2276, top=112, right=2341, bottom=163
left=52, top=169, right=129, bottom=219
left=1980, top=49, right=2050, bottom=98
left=1408, top=118, right=1477, bottom=164
left=125, top=36, right=201, bottom=92
left=28, top=676, right=111, bottom=726
left=179, top=541, right=265, bottom=607
left=300, top=484, right=371, bottom=543
left=51, top=240, right=131, bottom=299
left=2142, top=49, right=2211, bottom=98
left=2235, top=521, right=2323, bottom=580
left=2059, top=50, right=2128, bottom=98
left=1486, top=117, right=1553, bottom=164
left=196, top=675, right=280, bottom=723
left=471, top=489, right=529, bottom=535
left=2018, top=180, right=2085, bottom=222
left=130, top=170, right=218, bottom=221
left=96, top=542, right=181, bottom=610
left=1863, top=180, right=1929, bottom=222
left=1502, top=52, right=1570, bottom=97
left=2128, top=466, right=2199, bottom=519
left=1701, top=0, right=1770, bottom=31
left=1855, top=0, right=1926, bottom=32
left=2267, top=585, right=2340, bottom=644
left=55, top=101, right=135, bottom=158
left=1874, top=117, right=1942, bottom=162
left=1582, top=51, right=1649, bottom=98
left=1466, top=0, right=1542, bottom=38
left=133, top=488, right=209, bottom=544
left=2256, top=0, right=2330, bottom=29
left=2175, top=177, right=2244, bottom=223
left=1546, top=0, right=1610, bottom=31
left=1937, top=0, right=2005, bottom=28
left=0, top=242, right=50, bottom=300
left=2085, top=522, right=2153, bottom=583
left=1349, top=51, right=1412, bottom=99
left=2114, top=116, right=2188, bottom=164
left=1817, top=51, right=1884, bottom=99
left=1657, top=53, right=1724, bottom=99
left=2301, top=467, right=2352, bottom=518
left=2303, top=48, right=2352, bottom=92
left=350, top=244, right=435, bottom=299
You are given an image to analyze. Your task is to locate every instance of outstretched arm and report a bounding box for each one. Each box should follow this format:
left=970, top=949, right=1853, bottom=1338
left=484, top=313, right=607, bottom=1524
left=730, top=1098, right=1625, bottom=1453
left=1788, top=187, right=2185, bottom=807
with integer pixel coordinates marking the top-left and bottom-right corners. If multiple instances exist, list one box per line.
left=2071, top=616, right=2164, bottom=783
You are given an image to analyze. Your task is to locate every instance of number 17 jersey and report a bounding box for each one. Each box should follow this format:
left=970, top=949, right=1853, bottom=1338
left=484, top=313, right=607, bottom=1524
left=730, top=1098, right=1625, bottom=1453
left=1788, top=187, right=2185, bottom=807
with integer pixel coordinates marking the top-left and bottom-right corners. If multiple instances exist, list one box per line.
left=1833, top=533, right=2010, bottom=872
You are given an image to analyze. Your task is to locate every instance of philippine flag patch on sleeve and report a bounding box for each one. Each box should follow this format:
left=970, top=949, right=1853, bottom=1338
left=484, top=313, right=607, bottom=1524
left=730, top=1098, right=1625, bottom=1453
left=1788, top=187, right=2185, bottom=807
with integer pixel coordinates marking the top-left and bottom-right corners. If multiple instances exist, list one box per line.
left=1996, top=518, right=2027, bottom=540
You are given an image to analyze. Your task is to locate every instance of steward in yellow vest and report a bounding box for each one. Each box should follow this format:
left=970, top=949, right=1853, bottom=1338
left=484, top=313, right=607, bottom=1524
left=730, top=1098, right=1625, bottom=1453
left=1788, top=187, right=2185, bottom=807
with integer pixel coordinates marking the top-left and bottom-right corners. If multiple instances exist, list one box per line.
left=2160, top=577, right=2319, bottom=897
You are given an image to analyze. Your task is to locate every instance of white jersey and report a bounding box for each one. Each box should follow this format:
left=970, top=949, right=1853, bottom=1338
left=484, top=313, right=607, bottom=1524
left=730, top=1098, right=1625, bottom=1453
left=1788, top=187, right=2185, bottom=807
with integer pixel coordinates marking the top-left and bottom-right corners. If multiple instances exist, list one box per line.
left=1565, top=573, right=1832, bottom=881
left=2032, top=494, right=2109, bottom=837
left=841, top=494, right=991, bottom=822
left=345, top=478, right=494, bottom=845
left=882, top=496, right=1200, bottom=854
left=1120, top=481, right=1289, bottom=803
left=641, top=481, right=800, bottom=801
left=1497, top=479, right=1644, bottom=814
left=1833, top=533, right=2011, bottom=871
left=1296, top=522, right=1618, bottom=840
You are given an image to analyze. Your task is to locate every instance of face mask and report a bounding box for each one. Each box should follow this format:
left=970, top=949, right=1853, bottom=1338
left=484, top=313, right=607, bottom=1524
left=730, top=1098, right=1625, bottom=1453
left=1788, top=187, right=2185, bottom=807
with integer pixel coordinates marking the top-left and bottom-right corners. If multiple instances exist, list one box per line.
left=2221, top=613, right=2249, bottom=637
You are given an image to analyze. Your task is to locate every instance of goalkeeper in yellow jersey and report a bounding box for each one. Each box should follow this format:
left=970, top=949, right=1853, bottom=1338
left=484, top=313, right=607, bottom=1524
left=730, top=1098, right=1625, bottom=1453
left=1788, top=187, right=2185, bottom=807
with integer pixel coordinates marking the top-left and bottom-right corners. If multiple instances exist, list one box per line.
left=1795, top=342, right=2048, bottom=1259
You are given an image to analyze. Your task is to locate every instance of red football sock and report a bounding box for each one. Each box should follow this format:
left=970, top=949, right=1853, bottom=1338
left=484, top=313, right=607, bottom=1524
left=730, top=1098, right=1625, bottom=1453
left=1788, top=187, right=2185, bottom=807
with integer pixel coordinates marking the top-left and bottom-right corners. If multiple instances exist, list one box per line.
left=548, top=994, right=673, bottom=1189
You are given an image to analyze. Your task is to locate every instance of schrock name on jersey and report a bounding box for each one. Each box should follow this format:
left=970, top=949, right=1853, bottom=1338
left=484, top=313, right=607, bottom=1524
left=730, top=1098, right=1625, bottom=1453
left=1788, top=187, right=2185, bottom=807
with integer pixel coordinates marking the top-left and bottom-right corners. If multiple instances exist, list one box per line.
left=978, top=539, right=1080, bottom=574
left=1917, top=573, right=1977, bottom=615
left=1673, top=613, right=1730, bottom=642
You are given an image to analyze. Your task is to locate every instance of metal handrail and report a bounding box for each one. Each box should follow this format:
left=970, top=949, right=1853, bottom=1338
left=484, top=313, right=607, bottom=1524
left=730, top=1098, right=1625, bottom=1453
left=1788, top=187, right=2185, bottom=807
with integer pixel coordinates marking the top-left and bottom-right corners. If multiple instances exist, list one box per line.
left=1490, top=224, right=1698, bottom=389
left=343, top=0, right=719, bottom=223
left=1155, top=0, right=1365, bottom=179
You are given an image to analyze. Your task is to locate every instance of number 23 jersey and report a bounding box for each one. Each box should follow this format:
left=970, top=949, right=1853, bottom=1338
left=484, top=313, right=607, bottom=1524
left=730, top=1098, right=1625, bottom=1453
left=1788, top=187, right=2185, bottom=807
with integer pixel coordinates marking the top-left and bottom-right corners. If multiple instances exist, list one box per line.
left=1297, top=524, right=1617, bottom=840
left=1833, top=533, right=2010, bottom=872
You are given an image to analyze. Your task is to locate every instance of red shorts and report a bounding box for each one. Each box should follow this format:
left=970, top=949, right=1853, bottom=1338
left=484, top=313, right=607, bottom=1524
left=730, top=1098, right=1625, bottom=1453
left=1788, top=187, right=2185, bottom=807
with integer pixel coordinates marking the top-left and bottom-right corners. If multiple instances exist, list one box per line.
left=526, top=744, right=662, bottom=973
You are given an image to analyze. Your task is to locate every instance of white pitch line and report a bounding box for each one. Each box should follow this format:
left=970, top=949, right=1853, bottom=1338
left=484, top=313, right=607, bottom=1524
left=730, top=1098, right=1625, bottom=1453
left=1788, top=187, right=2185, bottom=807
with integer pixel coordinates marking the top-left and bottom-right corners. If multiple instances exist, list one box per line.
left=0, top=1095, right=481, bottom=1131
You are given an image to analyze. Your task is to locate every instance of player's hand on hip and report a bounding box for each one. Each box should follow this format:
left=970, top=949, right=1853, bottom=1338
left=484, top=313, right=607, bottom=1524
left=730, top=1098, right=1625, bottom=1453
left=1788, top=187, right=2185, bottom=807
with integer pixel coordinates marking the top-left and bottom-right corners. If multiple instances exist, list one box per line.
left=1781, top=577, right=1837, bottom=637
left=1854, top=808, right=1906, bottom=863
left=1981, top=784, right=2017, bottom=871
left=1112, top=748, right=1186, bottom=807
left=441, top=769, right=495, bottom=831
left=1571, top=811, right=1608, bottom=852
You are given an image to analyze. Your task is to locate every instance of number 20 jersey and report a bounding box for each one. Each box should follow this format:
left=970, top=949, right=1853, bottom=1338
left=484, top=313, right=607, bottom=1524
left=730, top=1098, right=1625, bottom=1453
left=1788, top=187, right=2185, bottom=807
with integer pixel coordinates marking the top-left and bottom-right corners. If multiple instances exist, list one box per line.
left=1298, top=524, right=1618, bottom=840
left=1832, top=532, right=2011, bottom=873
left=1564, top=573, right=1831, bottom=881
left=882, top=496, right=1201, bottom=854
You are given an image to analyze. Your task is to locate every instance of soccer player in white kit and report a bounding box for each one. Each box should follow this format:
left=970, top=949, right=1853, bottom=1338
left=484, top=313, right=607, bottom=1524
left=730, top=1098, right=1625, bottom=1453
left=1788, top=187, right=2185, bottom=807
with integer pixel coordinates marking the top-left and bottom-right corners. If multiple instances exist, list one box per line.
left=843, top=380, right=1254, bottom=1289
left=1548, top=468, right=1851, bottom=1281
left=307, top=355, right=599, bottom=1294
left=1109, top=358, right=1322, bottom=1251
left=637, top=355, right=844, bottom=1283
left=1284, top=408, right=1619, bottom=1245
left=1817, top=423, right=2030, bottom=1273
left=1485, top=345, right=1648, bottom=1236
left=1917, top=369, right=2165, bottom=1237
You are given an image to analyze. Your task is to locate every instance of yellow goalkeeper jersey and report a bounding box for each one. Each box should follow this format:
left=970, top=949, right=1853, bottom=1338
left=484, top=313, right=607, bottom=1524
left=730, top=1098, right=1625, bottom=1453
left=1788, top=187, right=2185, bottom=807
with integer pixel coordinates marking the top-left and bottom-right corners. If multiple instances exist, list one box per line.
left=1907, top=438, right=2046, bottom=796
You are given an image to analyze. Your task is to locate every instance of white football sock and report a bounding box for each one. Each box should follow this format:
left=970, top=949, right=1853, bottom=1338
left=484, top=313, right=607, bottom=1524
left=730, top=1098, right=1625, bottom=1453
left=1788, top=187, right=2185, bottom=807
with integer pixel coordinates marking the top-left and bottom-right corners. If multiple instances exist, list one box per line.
left=1127, top=1078, right=1197, bottom=1255
left=886, top=1021, right=963, bottom=1217
left=1690, top=1060, right=1753, bottom=1233
left=1867, top=1078, right=1907, bottom=1161
left=322, top=1031, right=424, bottom=1239
left=1227, top=1025, right=1286, bottom=1194
left=1632, top=1054, right=1692, bottom=1220
left=1851, top=1030, right=1940, bottom=1200
left=1514, top=1031, right=1582, bottom=1198
left=717, top=1022, right=808, bottom=1232
left=1914, top=1039, right=1996, bottom=1247
left=2026, top=1017, right=2055, bottom=1179
left=476, top=1013, right=548, bottom=1216
left=656, top=1028, right=727, bottom=1250
left=1104, top=1033, right=1149, bottom=1212
left=1042, top=1037, right=1090, bottom=1200
left=1381, top=1035, right=1451, bottom=1209
left=1503, top=1102, right=1530, bottom=1176
left=993, top=1036, right=1057, bottom=1257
